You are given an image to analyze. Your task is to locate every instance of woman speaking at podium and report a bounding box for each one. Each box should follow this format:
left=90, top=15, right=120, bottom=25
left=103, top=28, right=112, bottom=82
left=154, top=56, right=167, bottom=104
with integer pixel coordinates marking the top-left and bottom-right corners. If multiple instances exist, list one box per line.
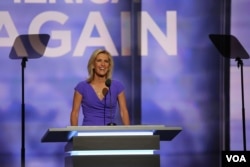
left=70, top=49, right=130, bottom=126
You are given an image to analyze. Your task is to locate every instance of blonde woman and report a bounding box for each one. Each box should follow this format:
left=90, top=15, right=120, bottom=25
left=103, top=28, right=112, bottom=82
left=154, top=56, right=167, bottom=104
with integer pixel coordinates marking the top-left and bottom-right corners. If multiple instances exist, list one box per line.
left=70, top=49, right=130, bottom=126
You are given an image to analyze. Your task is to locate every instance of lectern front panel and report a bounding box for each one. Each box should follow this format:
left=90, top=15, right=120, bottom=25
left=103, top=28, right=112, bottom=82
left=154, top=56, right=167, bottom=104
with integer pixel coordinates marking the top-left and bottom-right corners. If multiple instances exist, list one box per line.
left=65, top=155, right=160, bottom=167
left=65, top=135, right=159, bottom=151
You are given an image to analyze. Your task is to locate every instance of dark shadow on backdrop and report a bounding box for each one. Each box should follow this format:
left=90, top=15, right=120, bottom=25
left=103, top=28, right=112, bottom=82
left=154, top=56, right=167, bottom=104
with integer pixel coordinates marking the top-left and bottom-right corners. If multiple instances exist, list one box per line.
left=111, top=1, right=141, bottom=125
left=222, top=0, right=231, bottom=152
left=131, top=1, right=142, bottom=124
left=207, top=0, right=231, bottom=153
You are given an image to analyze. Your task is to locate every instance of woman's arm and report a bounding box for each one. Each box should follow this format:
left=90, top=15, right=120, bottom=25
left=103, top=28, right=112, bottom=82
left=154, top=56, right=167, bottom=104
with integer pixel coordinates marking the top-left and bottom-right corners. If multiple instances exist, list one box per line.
left=70, top=91, right=82, bottom=126
left=117, top=91, right=130, bottom=125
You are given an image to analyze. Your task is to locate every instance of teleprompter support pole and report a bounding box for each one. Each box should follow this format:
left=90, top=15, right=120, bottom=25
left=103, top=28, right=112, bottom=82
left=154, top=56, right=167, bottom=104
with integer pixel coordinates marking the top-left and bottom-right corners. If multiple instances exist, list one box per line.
left=236, top=58, right=247, bottom=151
left=21, top=57, right=27, bottom=167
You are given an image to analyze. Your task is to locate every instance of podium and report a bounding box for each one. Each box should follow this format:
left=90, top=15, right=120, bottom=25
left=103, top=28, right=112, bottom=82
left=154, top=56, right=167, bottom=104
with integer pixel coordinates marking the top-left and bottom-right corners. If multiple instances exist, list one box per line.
left=41, top=125, right=182, bottom=167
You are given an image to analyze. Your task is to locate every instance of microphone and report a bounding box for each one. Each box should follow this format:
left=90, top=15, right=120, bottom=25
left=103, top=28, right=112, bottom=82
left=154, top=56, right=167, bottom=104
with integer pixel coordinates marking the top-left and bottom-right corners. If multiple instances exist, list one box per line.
left=105, top=78, right=111, bottom=87
left=105, top=79, right=116, bottom=126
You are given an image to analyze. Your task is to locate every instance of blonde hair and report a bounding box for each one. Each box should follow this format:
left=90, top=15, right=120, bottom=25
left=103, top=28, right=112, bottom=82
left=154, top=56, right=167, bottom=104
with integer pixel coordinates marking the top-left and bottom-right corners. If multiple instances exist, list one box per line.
left=87, top=49, right=114, bottom=82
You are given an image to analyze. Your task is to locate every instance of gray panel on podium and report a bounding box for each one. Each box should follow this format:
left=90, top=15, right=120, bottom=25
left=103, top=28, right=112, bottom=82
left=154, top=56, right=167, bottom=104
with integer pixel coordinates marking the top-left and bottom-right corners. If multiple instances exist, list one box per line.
left=65, top=135, right=159, bottom=151
left=65, top=155, right=160, bottom=167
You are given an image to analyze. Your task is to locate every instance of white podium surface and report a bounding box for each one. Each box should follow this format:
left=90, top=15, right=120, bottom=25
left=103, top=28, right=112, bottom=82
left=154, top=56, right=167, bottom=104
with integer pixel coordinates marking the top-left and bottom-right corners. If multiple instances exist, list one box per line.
left=41, top=125, right=182, bottom=142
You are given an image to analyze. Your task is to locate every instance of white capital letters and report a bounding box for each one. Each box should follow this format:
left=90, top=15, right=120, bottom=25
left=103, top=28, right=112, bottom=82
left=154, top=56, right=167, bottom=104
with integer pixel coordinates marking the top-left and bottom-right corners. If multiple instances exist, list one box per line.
left=140, top=11, right=177, bottom=56
left=73, top=12, right=118, bottom=56
left=240, top=155, right=247, bottom=162
left=29, top=11, right=71, bottom=57
left=226, top=155, right=247, bottom=162
left=0, top=12, right=19, bottom=46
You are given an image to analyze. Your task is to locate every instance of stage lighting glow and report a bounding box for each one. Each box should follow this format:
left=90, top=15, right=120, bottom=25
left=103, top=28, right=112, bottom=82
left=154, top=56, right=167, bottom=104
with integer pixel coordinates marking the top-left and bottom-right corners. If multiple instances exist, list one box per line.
left=68, top=150, right=155, bottom=156
left=77, top=131, right=154, bottom=136
left=68, top=131, right=78, bottom=139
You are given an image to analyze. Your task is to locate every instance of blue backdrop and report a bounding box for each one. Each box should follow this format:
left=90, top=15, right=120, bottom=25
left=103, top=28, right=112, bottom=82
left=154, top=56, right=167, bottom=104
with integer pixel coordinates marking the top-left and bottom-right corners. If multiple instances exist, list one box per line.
left=0, top=1, right=225, bottom=167
left=230, top=0, right=250, bottom=151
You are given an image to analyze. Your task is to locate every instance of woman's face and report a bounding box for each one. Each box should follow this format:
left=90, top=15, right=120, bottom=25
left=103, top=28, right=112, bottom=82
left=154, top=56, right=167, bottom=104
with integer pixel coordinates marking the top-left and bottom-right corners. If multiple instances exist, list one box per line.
left=93, top=53, right=110, bottom=77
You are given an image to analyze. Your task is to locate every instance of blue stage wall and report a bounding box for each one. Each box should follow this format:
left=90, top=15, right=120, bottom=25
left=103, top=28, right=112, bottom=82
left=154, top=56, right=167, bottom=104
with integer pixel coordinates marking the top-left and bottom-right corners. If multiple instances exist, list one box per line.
left=0, top=1, right=226, bottom=167
left=230, top=0, right=250, bottom=151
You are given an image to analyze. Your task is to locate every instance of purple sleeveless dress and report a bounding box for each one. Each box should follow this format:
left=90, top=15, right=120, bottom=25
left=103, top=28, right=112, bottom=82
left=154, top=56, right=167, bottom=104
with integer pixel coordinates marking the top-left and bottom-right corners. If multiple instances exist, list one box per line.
left=75, top=79, right=124, bottom=125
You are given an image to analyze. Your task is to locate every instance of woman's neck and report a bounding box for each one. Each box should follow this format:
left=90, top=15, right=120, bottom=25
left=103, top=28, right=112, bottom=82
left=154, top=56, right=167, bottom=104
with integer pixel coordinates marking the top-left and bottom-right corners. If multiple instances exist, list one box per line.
left=92, top=76, right=106, bottom=84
